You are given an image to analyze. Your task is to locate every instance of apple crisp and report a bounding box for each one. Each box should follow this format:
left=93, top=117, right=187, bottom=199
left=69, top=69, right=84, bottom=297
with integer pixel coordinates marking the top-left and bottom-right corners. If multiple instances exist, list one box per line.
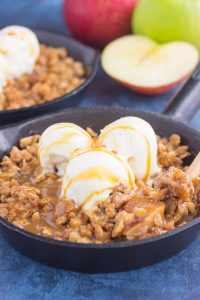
left=0, top=44, right=85, bottom=110
left=0, top=132, right=199, bottom=244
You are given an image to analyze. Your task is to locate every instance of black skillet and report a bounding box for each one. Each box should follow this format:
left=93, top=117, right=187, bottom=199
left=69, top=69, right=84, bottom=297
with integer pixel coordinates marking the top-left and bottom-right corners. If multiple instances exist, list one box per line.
left=0, top=67, right=200, bottom=273
left=0, top=29, right=99, bottom=126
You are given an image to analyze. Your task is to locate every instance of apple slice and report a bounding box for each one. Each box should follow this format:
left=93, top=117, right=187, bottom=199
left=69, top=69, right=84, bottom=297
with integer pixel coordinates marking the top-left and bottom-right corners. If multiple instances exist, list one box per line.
left=101, top=35, right=199, bottom=95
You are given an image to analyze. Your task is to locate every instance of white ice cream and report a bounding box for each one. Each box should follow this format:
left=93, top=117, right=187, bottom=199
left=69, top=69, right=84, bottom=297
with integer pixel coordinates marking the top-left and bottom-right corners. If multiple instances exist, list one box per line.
left=0, top=55, right=9, bottom=91
left=0, top=35, right=33, bottom=79
left=61, top=149, right=135, bottom=210
left=39, top=123, right=93, bottom=176
left=0, top=26, right=40, bottom=62
left=0, top=26, right=40, bottom=84
left=97, top=117, right=160, bottom=181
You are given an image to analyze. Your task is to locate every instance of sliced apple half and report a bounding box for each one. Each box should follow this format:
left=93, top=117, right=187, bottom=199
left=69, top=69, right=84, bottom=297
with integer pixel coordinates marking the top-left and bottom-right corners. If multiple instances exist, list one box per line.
left=101, top=35, right=199, bottom=95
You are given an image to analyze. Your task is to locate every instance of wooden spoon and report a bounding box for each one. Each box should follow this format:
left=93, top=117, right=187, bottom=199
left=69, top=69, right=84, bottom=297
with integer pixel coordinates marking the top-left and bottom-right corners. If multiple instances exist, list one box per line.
left=186, top=152, right=200, bottom=178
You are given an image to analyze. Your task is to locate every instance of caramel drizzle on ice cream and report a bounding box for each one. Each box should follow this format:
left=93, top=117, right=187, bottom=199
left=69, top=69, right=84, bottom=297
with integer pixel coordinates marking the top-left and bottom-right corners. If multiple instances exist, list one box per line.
left=39, top=123, right=92, bottom=162
left=79, top=186, right=114, bottom=211
left=0, top=49, right=7, bottom=55
left=70, top=148, right=135, bottom=188
left=63, top=149, right=135, bottom=210
left=40, top=123, right=91, bottom=140
left=63, top=166, right=120, bottom=199
left=97, top=125, right=151, bottom=182
left=39, top=131, right=81, bottom=158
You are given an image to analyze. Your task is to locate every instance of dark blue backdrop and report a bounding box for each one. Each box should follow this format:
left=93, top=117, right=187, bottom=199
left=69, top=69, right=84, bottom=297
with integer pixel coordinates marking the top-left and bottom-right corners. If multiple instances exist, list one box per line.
left=0, top=1, right=200, bottom=299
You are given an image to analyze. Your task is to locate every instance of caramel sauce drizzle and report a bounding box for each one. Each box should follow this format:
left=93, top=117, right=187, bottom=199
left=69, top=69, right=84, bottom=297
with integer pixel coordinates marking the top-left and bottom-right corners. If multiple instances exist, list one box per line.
left=69, top=149, right=135, bottom=187
left=7, top=31, right=16, bottom=36
left=63, top=162, right=134, bottom=210
left=39, top=131, right=80, bottom=158
left=97, top=125, right=151, bottom=182
left=40, top=123, right=91, bottom=141
left=63, top=166, right=121, bottom=197
left=0, top=49, right=7, bottom=55
left=79, top=186, right=113, bottom=211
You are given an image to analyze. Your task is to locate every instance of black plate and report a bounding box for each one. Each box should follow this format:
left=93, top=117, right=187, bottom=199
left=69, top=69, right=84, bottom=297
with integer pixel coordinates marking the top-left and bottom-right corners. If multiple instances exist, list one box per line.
left=0, top=29, right=99, bottom=126
left=0, top=105, right=200, bottom=273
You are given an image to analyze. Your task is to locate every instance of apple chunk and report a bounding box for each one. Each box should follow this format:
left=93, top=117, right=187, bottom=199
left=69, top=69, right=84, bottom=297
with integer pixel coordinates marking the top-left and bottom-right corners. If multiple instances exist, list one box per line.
left=101, top=35, right=199, bottom=94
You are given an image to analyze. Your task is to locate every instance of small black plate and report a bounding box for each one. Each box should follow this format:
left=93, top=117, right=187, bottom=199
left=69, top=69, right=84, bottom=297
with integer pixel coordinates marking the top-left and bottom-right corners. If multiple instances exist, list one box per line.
left=0, top=107, right=200, bottom=273
left=0, top=29, right=99, bottom=126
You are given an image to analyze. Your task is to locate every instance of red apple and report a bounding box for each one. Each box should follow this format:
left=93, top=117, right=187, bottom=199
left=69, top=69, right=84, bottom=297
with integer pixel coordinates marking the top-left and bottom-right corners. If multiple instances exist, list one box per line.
left=63, top=0, right=139, bottom=48
left=101, top=35, right=199, bottom=95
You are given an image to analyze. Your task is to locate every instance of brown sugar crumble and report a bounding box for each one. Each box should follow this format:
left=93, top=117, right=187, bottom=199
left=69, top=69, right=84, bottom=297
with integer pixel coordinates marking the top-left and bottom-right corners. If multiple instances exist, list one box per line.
left=157, top=134, right=190, bottom=168
left=0, top=44, right=86, bottom=110
left=0, top=132, right=199, bottom=244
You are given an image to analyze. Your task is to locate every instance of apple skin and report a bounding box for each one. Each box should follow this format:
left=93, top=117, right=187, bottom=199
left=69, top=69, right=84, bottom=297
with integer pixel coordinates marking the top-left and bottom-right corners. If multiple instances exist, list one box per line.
left=113, top=74, right=189, bottom=95
left=132, top=0, right=200, bottom=52
left=63, top=0, right=139, bottom=48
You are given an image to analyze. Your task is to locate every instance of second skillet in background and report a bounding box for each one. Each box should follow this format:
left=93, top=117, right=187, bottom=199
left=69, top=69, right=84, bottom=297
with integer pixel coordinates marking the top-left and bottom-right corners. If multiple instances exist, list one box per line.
left=0, top=28, right=99, bottom=126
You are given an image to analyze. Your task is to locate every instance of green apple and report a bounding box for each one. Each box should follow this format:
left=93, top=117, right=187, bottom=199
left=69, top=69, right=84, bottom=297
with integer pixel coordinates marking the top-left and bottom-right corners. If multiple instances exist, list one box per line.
left=132, top=0, right=200, bottom=52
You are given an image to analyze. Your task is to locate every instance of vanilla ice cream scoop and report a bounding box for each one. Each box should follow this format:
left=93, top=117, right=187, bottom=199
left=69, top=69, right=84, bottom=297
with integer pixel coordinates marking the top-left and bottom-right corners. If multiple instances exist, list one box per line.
left=61, top=149, right=135, bottom=211
left=97, top=117, right=160, bottom=181
left=0, top=26, right=40, bottom=62
left=0, top=26, right=40, bottom=80
left=39, top=123, right=93, bottom=176
left=0, top=55, right=9, bottom=92
left=0, top=35, right=36, bottom=79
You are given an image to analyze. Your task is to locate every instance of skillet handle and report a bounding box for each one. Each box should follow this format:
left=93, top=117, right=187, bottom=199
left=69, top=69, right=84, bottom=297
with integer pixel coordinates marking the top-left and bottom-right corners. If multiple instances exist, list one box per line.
left=163, top=64, right=200, bottom=123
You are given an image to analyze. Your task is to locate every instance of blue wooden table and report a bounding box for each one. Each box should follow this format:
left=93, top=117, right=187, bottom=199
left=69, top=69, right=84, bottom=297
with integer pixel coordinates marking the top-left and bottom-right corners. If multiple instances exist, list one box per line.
left=0, top=1, right=200, bottom=299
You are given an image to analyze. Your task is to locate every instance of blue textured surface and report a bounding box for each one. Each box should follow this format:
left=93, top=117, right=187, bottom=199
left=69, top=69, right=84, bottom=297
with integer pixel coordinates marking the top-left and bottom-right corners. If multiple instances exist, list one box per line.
left=0, top=1, right=200, bottom=299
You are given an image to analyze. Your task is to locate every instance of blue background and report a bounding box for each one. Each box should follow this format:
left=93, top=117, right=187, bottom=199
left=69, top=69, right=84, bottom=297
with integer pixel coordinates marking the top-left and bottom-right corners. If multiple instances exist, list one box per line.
left=0, top=1, right=200, bottom=299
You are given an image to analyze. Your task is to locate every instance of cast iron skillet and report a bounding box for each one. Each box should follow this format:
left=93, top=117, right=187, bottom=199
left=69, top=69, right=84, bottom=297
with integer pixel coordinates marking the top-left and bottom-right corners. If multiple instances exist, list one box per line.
left=0, top=68, right=200, bottom=273
left=0, top=29, right=99, bottom=126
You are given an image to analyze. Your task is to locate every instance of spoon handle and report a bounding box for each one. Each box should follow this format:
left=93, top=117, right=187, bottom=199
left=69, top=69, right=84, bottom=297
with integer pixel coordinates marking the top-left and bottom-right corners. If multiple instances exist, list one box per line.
left=186, top=152, right=200, bottom=178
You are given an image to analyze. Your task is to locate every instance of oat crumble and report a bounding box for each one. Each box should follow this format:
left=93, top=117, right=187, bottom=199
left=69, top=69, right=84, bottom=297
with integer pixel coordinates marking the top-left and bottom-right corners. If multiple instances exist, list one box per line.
left=0, top=132, right=199, bottom=243
left=0, top=44, right=85, bottom=110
